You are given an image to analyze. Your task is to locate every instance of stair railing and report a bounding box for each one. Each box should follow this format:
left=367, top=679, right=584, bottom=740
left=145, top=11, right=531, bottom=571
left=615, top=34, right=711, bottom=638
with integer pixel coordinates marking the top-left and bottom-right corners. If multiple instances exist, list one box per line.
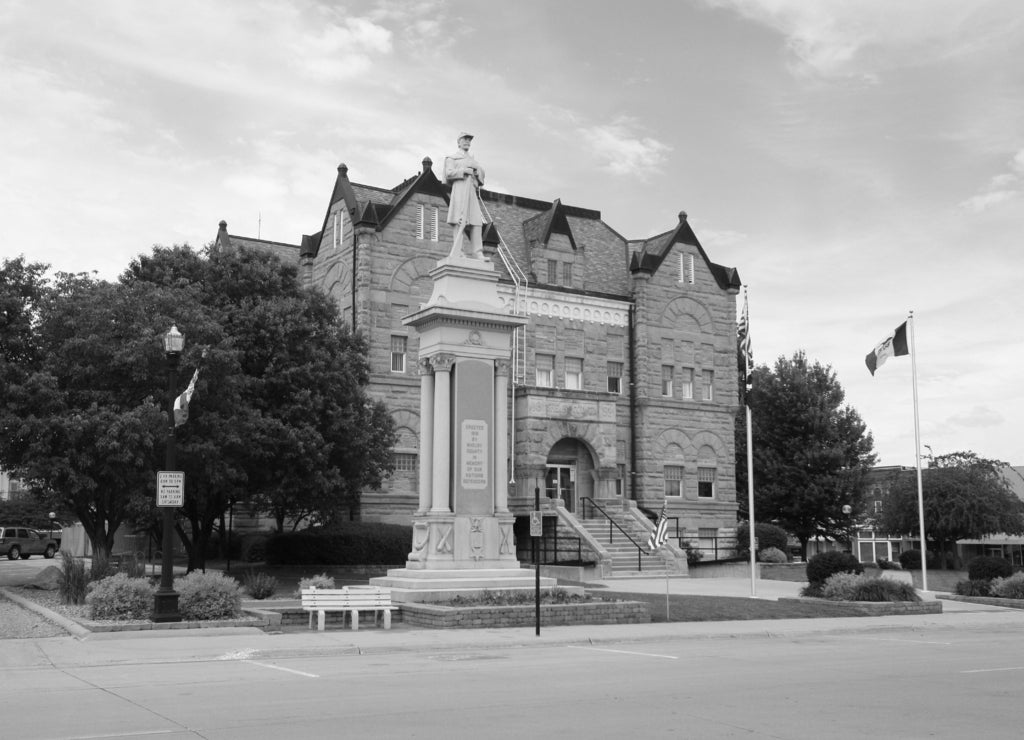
left=580, top=497, right=650, bottom=572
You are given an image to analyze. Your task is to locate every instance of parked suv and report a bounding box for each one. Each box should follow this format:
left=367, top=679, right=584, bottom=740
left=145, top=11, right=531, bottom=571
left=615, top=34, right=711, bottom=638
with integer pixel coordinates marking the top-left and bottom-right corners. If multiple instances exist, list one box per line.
left=0, top=526, right=59, bottom=560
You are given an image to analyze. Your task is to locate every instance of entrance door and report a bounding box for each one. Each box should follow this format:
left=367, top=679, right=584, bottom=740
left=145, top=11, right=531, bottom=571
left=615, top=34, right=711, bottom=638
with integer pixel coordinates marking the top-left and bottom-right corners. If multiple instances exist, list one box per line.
left=545, top=464, right=576, bottom=513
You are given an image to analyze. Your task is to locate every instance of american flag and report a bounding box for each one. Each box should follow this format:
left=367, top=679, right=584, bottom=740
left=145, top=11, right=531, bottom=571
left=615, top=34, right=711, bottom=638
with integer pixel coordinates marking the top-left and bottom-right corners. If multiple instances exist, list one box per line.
left=647, top=504, right=669, bottom=553
left=738, top=289, right=752, bottom=390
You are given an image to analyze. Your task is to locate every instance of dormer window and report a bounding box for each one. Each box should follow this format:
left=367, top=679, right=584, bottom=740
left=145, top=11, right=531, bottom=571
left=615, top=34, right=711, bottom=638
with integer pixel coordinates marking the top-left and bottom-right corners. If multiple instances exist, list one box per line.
left=679, top=253, right=695, bottom=284
left=417, top=205, right=439, bottom=241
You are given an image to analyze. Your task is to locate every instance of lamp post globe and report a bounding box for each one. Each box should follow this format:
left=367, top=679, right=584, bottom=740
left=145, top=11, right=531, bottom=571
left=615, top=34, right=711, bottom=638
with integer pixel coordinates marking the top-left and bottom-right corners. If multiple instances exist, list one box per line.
left=153, top=324, right=183, bottom=623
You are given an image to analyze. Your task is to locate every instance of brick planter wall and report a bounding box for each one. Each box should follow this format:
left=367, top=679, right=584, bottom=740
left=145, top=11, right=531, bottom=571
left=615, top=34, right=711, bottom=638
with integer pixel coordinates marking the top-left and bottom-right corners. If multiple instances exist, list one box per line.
left=778, top=598, right=942, bottom=616
left=400, top=600, right=650, bottom=629
left=939, top=595, right=1024, bottom=610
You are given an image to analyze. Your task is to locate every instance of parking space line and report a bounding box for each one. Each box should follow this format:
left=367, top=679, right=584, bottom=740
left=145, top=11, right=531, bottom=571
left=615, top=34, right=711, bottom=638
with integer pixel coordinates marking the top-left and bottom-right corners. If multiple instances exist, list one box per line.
left=245, top=660, right=319, bottom=678
left=567, top=646, right=678, bottom=660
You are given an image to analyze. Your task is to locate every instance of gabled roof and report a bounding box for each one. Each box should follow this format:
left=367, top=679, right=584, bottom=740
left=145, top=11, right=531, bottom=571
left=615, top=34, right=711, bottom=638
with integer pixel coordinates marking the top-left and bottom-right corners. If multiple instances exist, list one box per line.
left=522, top=198, right=578, bottom=251
left=629, top=211, right=742, bottom=291
left=215, top=220, right=301, bottom=265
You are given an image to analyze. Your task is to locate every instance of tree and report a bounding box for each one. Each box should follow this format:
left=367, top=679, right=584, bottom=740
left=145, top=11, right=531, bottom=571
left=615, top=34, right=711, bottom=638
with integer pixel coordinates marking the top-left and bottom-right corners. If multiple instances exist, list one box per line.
left=880, top=451, right=1024, bottom=569
left=0, top=261, right=171, bottom=558
left=1, top=247, right=397, bottom=569
left=737, top=351, right=876, bottom=559
left=122, top=245, right=397, bottom=567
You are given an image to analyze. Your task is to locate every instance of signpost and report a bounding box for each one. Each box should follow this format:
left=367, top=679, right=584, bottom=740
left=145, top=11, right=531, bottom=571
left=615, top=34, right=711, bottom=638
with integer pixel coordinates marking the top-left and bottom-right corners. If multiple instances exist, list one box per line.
left=157, top=471, right=184, bottom=507
left=533, top=484, right=541, bottom=636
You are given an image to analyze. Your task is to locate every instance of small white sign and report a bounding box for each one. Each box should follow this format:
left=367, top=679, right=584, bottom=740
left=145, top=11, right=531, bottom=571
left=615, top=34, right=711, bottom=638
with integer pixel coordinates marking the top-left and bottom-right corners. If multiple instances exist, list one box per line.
left=530, top=511, right=543, bottom=537
left=157, top=471, right=184, bottom=507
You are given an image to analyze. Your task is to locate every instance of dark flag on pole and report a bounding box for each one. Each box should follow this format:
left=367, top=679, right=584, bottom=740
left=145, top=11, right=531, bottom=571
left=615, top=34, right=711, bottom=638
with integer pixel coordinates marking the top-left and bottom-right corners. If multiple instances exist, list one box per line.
left=648, top=504, right=669, bottom=553
left=738, top=291, right=752, bottom=390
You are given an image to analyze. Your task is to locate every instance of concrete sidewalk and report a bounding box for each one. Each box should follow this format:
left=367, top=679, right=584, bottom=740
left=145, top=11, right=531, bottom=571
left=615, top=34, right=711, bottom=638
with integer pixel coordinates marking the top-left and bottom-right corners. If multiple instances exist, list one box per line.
left=6, top=576, right=1024, bottom=672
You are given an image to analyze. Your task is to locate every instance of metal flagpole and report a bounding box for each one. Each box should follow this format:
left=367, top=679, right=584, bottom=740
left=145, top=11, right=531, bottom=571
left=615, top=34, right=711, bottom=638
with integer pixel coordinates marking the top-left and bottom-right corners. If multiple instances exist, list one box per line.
left=743, top=287, right=756, bottom=597
left=908, top=311, right=928, bottom=592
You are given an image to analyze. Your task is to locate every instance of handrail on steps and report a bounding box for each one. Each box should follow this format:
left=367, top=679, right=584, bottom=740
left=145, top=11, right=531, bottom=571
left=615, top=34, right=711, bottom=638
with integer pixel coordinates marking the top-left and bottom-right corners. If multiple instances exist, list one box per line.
left=580, top=497, right=651, bottom=572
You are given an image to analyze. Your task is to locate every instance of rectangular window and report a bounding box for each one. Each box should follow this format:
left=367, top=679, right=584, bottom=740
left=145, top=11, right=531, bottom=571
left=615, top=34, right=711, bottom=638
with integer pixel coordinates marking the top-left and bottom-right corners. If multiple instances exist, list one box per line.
left=547, top=259, right=558, bottom=285
left=431, top=207, right=439, bottom=242
left=697, top=467, right=716, bottom=498
left=615, top=464, right=626, bottom=497
left=680, top=368, right=694, bottom=399
left=394, top=453, right=417, bottom=473
left=416, top=205, right=438, bottom=240
left=701, top=369, right=714, bottom=401
left=661, top=365, right=674, bottom=397
left=607, top=361, right=623, bottom=394
left=390, top=335, right=407, bottom=373
left=698, top=527, right=719, bottom=559
left=333, top=210, right=345, bottom=249
left=664, top=465, right=684, bottom=497
left=562, top=262, right=573, bottom=287
left=680, top=253, right=695, bottom=284
left=536, top=354, right=554, bottom=387
left=873, top=500, right=883, bottom=514
left=565, top=357, right=583, bottom=390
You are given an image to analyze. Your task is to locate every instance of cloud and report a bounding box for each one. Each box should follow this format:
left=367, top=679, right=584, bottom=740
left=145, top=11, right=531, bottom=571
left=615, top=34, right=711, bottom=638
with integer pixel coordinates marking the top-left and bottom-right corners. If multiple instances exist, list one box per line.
left=577, top=118, right=671, bottom=177
left=946, top=405, right=1005, bottom=429
left=959, top=147, right=1024, bottom=212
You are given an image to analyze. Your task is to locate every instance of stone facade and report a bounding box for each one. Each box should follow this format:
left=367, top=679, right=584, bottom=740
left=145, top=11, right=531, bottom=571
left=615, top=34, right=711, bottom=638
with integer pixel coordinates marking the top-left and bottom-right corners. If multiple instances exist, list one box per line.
left=215, top=154, right=743, bottom=547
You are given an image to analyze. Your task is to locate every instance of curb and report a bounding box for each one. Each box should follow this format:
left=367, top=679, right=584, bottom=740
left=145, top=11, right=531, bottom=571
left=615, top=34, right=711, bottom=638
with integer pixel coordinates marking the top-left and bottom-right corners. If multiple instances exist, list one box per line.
left=1, top=587, right=90, bottom=639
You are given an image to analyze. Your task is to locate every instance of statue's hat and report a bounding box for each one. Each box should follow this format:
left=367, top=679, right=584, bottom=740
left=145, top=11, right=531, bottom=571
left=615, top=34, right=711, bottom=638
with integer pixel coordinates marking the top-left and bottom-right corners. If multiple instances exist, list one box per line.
left=458, top=132, right=474, bottom=141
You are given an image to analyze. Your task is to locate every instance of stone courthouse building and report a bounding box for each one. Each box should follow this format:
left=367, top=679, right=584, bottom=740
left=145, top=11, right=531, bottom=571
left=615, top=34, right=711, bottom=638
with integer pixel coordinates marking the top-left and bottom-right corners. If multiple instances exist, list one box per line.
left=215, top=153, right=743, bottom=572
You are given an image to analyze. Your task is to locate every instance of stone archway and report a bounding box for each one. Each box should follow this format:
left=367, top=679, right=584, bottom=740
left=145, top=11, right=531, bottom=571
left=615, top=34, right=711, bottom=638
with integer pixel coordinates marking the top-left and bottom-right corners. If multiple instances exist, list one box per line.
left=545, top=437, right=597, bottom=513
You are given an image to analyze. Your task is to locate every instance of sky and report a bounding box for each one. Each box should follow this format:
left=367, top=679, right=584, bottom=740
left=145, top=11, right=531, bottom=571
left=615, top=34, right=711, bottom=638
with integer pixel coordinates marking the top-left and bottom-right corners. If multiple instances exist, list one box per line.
left=2, top=0, right=1022, bottom=468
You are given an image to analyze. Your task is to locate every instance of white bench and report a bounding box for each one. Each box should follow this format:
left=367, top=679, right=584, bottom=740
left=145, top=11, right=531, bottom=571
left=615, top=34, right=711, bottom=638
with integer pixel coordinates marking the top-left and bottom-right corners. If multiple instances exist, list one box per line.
left=300, top=586, right=395, bottom=631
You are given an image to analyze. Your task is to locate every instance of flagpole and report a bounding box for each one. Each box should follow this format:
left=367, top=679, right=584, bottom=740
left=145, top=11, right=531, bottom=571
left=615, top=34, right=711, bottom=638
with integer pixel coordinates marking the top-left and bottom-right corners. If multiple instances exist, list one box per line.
left=744, top=287, right=756, bottom=597
left=909, top=311, right=928, bottom=592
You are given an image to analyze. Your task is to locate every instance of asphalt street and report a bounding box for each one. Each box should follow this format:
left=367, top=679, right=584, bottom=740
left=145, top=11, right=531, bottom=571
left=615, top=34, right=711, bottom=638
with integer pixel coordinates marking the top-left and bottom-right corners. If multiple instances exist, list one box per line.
left=5, top=558, right=1024, bottom=739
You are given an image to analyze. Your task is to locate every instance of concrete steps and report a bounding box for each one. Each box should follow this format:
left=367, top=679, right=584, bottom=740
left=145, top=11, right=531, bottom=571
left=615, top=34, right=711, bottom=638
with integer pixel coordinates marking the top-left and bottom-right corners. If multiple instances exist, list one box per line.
left=576, top=513, right=670, bottom=577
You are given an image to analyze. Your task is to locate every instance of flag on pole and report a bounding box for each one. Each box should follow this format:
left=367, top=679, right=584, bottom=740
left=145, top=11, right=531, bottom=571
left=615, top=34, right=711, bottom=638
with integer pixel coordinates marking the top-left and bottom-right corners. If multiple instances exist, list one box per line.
left=737, top=290, right=752, bottom=389
left=865, top=321, right=909, bottom=375
left=173, top=368, right=200, bottom=427
left=647, top=504, right=669, bottom=553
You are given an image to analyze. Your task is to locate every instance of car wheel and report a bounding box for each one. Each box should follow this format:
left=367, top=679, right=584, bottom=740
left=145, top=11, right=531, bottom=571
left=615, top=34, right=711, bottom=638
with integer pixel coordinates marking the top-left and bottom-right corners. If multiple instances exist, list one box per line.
left=20, top=553, right=30, bottom=559
left=8, top=545, right=21, bottom=560
left=44, top=545, right=56, bottom=558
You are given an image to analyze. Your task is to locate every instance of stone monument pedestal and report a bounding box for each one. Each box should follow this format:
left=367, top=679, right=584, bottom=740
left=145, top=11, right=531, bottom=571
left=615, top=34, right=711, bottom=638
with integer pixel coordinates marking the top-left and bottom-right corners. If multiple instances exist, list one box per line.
left=371, top=255, right=558, bottom=603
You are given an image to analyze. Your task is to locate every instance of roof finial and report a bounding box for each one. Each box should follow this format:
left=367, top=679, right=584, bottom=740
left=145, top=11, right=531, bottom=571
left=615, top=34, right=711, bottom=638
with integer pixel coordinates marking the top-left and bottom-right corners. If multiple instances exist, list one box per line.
left=679, top=211, right=688, bottom=222
left=422, top=156, right=433, bottom=173
left=338, top=163, right=349, bottom=177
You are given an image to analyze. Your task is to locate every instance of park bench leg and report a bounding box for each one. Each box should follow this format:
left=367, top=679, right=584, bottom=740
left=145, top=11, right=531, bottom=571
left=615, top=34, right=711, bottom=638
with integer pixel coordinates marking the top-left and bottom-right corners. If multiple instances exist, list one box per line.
left=317, top=610, right=326, bottom=631
left=383, top=610, right=391, bottom=630
left=351, top=610, right=359, bottom=631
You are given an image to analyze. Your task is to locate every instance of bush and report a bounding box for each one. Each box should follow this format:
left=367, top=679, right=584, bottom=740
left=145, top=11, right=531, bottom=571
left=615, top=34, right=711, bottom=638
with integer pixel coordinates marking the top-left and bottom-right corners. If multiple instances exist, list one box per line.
left=177, top=571, right=242, bottom=620
left=876, top=558, right=901, bottom=570
left=58, top=551, right=90, bottom=605
left=242, top=570, right=278, bottom=600
left=954, top=579, right=991, bottom=597
left=736, top=522, right=790, bottom=556
left=266, top=523, right=412, bottom=566
left=238, top=532, right=272, bottom=563
left=806, top=551, right=863, bottom=586
left=757, top=547, right=788, bottom=563
left=682, top=541, right=703, bottom=566
left=115, top=551, right=147, bottom=578
left=295, top=573, right=336, bottom=597
left=990, top=572, right=1024, bottom=600
left=967, top=556, right=1014, bottom=582
left=822, top=573, right=919, bottom=602
left=86, top=573, right=155, bottom=620
left=898, top=549, right=922, bottom=570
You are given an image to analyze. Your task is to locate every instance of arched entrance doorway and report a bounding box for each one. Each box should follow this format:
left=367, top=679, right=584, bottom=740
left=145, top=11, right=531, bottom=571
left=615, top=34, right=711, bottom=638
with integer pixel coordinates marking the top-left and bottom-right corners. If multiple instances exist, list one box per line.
left=545, top=438, right=596, bottom=513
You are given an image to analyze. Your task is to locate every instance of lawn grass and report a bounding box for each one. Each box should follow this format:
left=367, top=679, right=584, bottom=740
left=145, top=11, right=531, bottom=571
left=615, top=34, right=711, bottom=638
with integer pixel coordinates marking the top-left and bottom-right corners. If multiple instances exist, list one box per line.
left=608, top=591, right=864, bottom=622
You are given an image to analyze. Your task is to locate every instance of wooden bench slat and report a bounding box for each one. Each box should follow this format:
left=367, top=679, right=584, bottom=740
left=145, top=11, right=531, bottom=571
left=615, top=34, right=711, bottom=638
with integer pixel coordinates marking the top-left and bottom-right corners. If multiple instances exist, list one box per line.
left=300, top=587, right=394, bottom=632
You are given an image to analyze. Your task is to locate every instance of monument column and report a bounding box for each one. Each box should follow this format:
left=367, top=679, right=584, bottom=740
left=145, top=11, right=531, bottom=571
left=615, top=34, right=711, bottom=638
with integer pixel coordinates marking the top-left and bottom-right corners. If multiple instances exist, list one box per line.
left=430, top=353, right=455, bottom=513
left=417, top=357, right=434, bottom=514
left=494, top=359, right=510, bottom=513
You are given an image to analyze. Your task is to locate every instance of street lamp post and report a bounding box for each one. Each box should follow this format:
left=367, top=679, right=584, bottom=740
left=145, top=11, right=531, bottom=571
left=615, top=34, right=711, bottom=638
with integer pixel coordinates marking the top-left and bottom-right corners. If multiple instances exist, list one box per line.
left=153, top=324, right=183, bottom=623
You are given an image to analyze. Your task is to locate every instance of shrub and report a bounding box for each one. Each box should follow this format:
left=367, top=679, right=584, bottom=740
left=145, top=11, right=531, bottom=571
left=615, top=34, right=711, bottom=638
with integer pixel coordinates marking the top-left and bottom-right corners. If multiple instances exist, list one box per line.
left=990, top=572, right=1024, bottom=600
left=954, top=579, right=991, bottom=597
left=898, top=549, right=922, bottom=570
left=177, top=571, right=242, bottom=621
left=58, top=551, right=90, bottom=605
left=822, top=572, right=864, bottom=600
left=683, top=541, right=703, bottom=566
left=822, top=573, right=919, bottom=602
left=295, top=572, right=336, bottom=597
left=86, top=573, right=155, bottom=620
left=115, top=551, right=147, bottom=579
left=806, top=551, right=863, bottom=586
left=242, top=570, right=278, bottom=600
left=239, top=532, right=272, bottom=563
left=758, top=547, right=788, bottom=564
left=736, top=522, right=790, bottom=556
left=967, top=556, right=1014, bottom=582
left=266, top=523, right=412, bottom=565
left=876, top=558, right=901, bottom=570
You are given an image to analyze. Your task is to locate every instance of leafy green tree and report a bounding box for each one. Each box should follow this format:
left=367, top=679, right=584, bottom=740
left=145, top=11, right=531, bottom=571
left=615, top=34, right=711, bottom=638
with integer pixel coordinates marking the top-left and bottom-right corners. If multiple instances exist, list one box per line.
left=0, top=261, right=171, bottom=557
left=122, top=245, right=396, bottom=567
left=880, top=451, right=1024, bottom=569
left=737, top=351, right=876, bottom=559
